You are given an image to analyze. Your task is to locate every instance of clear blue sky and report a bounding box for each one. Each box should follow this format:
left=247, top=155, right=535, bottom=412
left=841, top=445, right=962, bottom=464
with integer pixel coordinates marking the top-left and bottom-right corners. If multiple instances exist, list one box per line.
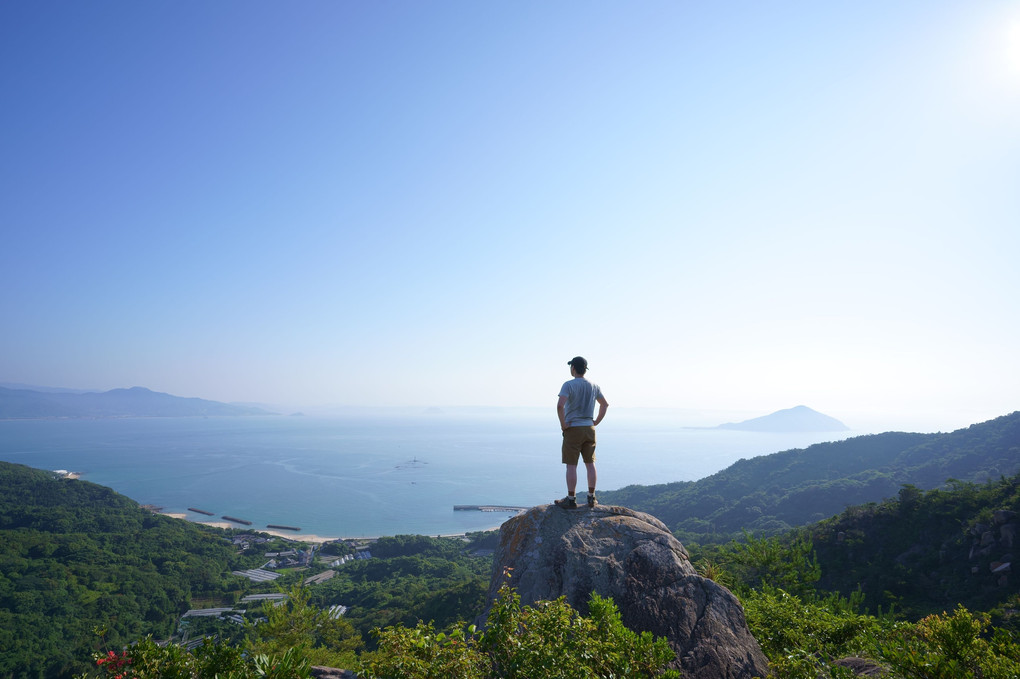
left=2, top=2, right=1018, bottom=432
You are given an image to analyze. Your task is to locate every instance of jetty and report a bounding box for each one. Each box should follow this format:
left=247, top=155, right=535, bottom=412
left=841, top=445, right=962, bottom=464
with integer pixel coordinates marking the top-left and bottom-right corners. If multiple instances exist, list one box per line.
left=188, top=507, right=214, bottom=516
left=454, top=505, right=530, bottom=513
left=222, top=515, right=253, bottom=526
left=267, top=524, right=301, bottom=531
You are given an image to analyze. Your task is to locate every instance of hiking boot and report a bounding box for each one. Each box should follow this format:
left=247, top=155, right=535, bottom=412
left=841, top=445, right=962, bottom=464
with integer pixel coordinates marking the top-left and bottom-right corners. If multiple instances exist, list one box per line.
left=554, top=496, right=577, bottom=509
left=587, top=492, right=597, bottom=508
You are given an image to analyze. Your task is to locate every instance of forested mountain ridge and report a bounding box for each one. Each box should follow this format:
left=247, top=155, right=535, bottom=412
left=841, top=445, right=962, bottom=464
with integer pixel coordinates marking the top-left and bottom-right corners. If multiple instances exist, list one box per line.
left=0, top=461, right=494, bottom=678
left=799, top=473, right=1020, bottom=620
left=600, top=411, right=1020, bottom=542
left=0, top=385, right=274, bottom=419
left=0, top=462, right=252, bottom=678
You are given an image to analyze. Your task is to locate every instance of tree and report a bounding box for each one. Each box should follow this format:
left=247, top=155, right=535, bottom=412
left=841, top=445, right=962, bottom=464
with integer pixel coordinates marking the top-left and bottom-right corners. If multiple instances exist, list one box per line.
left=722, top=530, right=820, bottom=598
left=249, top=584, right=362, bottom=669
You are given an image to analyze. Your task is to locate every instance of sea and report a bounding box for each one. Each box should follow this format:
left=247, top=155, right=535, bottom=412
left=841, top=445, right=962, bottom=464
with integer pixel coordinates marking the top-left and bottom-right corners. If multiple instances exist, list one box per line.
left=0, top=410, right=866, bottom=539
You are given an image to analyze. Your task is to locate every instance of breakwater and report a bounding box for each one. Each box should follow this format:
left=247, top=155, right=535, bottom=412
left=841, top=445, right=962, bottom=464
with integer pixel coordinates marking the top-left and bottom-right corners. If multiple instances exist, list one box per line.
left=454, top=505, right=530, bottom=513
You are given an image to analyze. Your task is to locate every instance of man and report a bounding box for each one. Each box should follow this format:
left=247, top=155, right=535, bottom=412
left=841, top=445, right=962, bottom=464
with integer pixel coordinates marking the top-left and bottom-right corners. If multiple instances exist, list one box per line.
left=554, top=356, right=609, bottom=509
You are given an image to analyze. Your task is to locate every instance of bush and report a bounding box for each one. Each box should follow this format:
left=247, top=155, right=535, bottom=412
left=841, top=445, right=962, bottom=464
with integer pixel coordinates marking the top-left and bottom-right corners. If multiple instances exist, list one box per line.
left=88, top=637, right=310, bottom=679
left=361, top=579, right=679, bottom=679
left=742, top=588, right=1020, bottom=679
left=742, top=587, right=889, bottom=678
left=876, top=605, right=1020, bottom=679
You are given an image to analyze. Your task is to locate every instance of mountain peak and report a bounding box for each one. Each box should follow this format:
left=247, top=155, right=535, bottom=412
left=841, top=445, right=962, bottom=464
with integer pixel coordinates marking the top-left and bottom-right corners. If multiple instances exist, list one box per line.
left=717, top=405, right=849, bottom=432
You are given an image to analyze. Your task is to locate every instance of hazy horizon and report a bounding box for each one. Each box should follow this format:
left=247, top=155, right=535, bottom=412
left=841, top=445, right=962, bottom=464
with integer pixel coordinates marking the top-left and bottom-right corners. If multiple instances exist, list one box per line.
left=2, top=3, right=1018, bottom=437
left=0, top=379, right=998, bottom=434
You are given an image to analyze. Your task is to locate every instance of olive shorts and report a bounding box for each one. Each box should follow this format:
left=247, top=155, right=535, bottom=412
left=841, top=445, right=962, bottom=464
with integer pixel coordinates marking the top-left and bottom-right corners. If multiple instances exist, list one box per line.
left=562, top=426, right=597, bottom=465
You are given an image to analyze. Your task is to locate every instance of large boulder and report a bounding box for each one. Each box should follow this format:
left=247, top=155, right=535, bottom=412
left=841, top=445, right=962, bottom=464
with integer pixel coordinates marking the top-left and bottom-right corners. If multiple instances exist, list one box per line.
left=479, top=504, right=769, bottom=679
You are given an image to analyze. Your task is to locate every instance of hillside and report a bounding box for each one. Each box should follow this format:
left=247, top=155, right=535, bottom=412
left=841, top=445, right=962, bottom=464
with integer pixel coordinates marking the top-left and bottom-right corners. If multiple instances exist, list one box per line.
left=0, top=385, right=275, bottom=419
left=600, top=411, right=1020, bottom=541
left=0, top=461, right=494, bottom=678
left=802, top=474, right=1020, bottom=620
left=0, top=462, right=253, bottom=677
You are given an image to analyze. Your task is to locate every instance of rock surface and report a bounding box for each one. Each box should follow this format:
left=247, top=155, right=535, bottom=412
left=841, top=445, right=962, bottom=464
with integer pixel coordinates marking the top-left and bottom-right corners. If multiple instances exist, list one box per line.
left=834, top=656, right=890, bottom=676
left=310, top=668, right=358, bottom=679
left=480, top=504, right=769, bottom=679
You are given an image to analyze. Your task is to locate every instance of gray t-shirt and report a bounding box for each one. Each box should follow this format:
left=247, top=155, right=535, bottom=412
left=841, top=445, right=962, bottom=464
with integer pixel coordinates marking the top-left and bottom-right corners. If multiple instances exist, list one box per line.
left=558, top=377, right=604, bottom=427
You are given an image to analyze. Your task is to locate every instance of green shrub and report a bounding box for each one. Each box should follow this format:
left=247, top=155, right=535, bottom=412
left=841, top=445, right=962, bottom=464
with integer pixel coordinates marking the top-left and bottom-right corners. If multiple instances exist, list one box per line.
left=743, top=586, right=889, bottom=678
left=362, top=623, right=487, bottom=679
left=88, top=636, right=296, bottom=679
left=361, top=579, right=679, bottom=679
left=876, top=606, right=1020, bottom=679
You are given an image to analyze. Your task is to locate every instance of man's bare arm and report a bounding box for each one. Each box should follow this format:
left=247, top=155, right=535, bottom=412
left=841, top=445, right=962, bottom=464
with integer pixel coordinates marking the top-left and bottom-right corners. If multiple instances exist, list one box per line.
left=594, top=396, right=609, bottom=426
left=557, top=395, right=568, bottom=430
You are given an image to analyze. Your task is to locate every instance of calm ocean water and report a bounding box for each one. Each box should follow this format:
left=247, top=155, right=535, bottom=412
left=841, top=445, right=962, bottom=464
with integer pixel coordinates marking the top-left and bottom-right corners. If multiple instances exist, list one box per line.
left=0, top=411, right=862, bottom=538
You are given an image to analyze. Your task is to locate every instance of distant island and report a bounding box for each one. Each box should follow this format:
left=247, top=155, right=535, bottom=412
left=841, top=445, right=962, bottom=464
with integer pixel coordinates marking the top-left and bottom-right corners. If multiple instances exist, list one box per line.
left=0, top=385, right=276, bottom=419
left=716, top=405, right=849, bottom=432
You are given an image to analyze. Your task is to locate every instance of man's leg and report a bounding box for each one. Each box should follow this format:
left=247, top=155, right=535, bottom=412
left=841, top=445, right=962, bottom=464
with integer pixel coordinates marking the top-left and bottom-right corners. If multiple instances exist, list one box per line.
left=556, top=428, right=582, bottom=508
left=584, top=462, right=597, bottom=494
left=582, top=427, right=598, bottom=507
left=565, top=464, right=578, bottom=496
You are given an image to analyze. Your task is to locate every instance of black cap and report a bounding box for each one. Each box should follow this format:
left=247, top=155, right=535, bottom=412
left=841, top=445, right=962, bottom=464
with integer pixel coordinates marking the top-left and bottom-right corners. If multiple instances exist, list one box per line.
left=567, top=356, right=588, bottom=371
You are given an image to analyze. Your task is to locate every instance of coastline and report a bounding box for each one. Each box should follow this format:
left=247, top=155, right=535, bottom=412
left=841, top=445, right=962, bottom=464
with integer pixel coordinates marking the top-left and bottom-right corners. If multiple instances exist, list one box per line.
left=159, top=511, right=501, bottom=543
left=160, top=512, right=343, bottom=543
left=65, top=466, right=512, bottom=541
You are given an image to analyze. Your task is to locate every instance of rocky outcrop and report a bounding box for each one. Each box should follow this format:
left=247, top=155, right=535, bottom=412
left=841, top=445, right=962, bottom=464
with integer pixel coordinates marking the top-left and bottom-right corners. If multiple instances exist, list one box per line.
left=479, top=504, right=769, bottom=679
left=310, top=668, right=357, bottom=679
left=968, top=510, right=1015, bottom=587
left=833, top=656, right=889, bottom=676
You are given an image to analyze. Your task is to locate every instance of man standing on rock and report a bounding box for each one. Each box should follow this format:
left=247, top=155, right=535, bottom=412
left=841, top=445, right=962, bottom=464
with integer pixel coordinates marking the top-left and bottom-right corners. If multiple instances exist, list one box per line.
left=555, top=356, right=609, bottom=509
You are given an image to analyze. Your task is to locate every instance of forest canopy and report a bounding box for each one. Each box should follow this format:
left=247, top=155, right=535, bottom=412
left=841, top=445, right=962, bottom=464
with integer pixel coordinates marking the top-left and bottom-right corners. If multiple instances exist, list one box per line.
left=0, top=462, right=250, bottom=678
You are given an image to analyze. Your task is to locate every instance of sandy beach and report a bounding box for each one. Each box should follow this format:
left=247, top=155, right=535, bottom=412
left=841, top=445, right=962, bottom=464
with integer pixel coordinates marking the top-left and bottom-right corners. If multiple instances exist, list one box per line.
left=159, top=512, right=343, bottom=543
left=159, top=510, right=496, bottom=543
